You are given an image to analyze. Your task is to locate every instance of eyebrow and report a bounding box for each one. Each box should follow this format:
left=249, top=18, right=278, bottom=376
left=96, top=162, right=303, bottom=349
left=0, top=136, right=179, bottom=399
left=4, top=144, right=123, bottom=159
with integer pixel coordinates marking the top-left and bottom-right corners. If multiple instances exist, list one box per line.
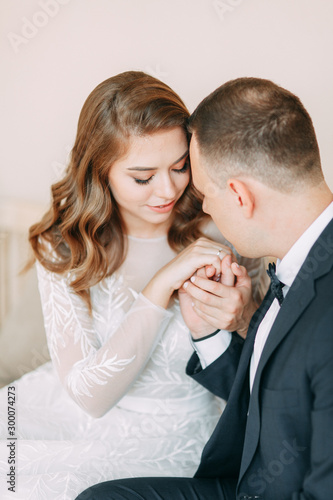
left=126, top=150, right=189, bottom=171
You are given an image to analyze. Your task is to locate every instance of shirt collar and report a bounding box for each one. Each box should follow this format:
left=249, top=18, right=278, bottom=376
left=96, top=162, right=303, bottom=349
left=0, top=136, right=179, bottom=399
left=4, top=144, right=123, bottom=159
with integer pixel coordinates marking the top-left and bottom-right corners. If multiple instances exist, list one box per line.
left=276, top=201, right=333, bottom=288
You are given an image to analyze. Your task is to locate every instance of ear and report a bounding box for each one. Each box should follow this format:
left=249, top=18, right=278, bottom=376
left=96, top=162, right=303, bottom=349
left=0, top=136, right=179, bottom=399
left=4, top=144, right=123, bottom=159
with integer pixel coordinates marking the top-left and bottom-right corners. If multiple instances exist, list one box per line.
left=227, top=179, right=255, bottom=218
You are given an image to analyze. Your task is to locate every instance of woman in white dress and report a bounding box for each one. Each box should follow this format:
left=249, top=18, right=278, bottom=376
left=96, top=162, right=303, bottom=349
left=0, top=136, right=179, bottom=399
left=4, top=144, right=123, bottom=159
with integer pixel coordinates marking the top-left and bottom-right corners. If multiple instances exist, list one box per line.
left=0, top=71, right=268, bottom=499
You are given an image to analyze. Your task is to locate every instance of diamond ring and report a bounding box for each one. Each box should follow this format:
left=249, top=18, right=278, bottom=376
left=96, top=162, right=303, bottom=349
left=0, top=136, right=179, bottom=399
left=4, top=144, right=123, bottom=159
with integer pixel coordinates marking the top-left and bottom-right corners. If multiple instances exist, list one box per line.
left=216, top=248, right=223, bottom=259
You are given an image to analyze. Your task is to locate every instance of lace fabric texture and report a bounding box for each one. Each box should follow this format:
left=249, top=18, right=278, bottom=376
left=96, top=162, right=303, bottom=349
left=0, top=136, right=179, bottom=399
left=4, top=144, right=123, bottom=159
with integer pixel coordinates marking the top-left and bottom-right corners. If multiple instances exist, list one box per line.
left=0, top=223, right=268, bottom=499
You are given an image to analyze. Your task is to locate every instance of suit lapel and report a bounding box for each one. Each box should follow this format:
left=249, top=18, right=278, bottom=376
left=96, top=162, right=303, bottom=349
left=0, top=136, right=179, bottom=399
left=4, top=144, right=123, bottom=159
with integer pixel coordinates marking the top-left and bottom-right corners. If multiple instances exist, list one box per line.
left=238, top=278, right=316, bottom=481
left=255, top=218, right=333, bottom=383
left=238, top=219, right=333, bottom=483
left=195, top=288, right=275, bottom=477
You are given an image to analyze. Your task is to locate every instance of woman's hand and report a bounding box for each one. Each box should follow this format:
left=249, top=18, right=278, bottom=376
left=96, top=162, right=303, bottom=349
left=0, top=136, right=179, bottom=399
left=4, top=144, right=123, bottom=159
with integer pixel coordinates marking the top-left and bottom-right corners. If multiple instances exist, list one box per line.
left=142, top=238, right=232, bottom=309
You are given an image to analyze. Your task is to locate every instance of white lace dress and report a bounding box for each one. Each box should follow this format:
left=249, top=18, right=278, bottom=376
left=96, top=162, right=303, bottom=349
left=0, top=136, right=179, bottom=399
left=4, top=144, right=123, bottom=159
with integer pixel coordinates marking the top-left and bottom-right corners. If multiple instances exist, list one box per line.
left=0, top=223, right=268, bottom=500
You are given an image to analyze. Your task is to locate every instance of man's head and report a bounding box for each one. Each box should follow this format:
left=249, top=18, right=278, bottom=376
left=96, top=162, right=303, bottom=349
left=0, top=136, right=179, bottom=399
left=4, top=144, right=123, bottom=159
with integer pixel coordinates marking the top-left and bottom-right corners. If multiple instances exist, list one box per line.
left=188, top=77, right=323, bottom=192
left=188, top=77, right=327, bottom=258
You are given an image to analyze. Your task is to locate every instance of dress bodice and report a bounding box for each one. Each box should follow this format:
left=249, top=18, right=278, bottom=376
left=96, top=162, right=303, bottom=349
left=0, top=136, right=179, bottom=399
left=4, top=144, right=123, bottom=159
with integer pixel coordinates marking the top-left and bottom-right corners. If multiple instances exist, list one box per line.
left=89, top=235, right=205, bottom=403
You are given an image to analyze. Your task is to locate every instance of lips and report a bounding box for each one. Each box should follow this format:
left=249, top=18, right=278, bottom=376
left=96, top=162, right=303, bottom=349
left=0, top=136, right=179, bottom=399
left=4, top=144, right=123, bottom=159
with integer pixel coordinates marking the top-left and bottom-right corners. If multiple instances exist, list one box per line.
left=147, top=200, right=175, bottom=213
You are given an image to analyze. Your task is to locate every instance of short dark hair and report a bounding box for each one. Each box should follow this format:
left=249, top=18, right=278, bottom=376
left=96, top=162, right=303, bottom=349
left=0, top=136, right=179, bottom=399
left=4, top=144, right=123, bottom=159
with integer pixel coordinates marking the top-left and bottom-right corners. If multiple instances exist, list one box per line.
left=188, top=77, right=323, bottom=191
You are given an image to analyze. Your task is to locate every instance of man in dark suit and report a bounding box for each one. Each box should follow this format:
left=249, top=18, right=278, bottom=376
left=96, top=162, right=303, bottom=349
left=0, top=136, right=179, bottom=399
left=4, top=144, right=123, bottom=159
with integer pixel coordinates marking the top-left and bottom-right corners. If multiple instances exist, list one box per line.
left=77, top=78, right=333, bottom=499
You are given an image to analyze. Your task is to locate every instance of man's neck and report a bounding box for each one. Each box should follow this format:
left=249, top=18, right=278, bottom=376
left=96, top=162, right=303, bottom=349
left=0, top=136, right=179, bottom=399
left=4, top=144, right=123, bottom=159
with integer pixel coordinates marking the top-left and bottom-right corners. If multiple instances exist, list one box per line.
left=265, top=182, right=333, bottom=260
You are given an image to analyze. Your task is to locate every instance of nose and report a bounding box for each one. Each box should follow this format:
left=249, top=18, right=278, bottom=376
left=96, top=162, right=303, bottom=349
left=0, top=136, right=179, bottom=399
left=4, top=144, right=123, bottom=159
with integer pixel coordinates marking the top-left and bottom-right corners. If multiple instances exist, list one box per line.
left=155, top=173, right=177, bottom=200
left=202, top=197, right=208, bottom=214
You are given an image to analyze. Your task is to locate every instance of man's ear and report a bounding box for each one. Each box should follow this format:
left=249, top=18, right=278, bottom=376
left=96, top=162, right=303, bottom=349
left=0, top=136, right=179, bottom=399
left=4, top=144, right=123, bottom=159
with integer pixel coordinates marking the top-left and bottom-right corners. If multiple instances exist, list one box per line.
left=227, top=179, right=255, bottom=218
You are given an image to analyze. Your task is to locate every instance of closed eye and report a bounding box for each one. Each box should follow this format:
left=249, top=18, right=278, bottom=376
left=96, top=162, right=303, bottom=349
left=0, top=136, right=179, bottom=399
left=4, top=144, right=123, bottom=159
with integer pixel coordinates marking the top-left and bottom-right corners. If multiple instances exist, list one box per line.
left=173, top=158, right=190, bottom=174
left=133, top=157, right=189, bottom=185
left=134, top=175, right=154, bottom=185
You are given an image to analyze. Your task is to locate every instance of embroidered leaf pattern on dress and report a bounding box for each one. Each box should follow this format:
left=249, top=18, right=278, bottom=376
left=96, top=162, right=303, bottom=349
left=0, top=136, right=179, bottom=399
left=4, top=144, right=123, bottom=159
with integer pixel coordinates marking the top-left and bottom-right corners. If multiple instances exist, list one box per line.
left=66, top=350, right=136, bottom=404
left=0, top=225, right=269, bottom=499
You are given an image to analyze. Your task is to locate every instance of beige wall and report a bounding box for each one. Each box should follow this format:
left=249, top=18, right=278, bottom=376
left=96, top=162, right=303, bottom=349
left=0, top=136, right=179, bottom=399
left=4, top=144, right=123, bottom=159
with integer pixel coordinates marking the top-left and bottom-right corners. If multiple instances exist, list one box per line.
left=1, top=0, right=333, bottom=209
left=0, top=0, right=332, bottom=383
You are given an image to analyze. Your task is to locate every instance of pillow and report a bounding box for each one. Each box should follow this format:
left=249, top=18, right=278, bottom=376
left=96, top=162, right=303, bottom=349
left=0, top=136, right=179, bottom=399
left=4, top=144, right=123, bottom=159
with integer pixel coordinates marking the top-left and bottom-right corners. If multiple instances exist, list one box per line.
left=0, top=267, right=50, bottom=388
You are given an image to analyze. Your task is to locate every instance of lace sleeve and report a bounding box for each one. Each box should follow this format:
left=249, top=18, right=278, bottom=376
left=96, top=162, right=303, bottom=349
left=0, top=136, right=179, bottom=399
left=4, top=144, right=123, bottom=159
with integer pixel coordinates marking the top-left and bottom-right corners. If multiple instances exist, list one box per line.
left=36, top=261, right=172, bottom=418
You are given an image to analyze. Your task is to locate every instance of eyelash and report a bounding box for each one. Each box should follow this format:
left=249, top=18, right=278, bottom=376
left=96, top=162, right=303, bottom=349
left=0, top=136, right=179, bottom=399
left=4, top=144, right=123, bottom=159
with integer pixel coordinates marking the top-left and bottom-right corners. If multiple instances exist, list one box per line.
left=134, top=160, right=190, bottom=185
left=134, top=177, right=152, bottom=185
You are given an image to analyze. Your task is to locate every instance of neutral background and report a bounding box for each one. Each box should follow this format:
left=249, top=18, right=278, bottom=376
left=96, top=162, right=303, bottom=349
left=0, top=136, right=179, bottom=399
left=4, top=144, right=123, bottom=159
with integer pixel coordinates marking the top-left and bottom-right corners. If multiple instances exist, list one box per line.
left=1, top=0, right=333, bottom=208
left=0, top=0, right=332, bottom=382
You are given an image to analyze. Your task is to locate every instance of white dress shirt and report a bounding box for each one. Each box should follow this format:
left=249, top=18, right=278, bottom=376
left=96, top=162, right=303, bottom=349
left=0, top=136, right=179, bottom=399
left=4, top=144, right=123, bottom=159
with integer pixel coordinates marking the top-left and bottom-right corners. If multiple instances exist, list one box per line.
left=191, top=202, right=333, bottom=392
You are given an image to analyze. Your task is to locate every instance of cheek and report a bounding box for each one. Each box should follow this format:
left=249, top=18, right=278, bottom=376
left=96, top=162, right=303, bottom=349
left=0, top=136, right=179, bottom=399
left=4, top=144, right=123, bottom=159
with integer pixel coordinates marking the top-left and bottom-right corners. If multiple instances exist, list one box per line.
left=206, top=198, right=224, bottom=224
left=177, top=172, right=190, bottom=193
left=126, top=183, right=151, bottom=202
left=110, top=176, right=150, bottom=204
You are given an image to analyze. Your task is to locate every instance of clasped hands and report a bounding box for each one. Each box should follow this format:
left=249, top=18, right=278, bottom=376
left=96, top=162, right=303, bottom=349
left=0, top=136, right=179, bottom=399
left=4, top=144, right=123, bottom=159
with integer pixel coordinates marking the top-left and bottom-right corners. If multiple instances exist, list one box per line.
left=179, top=247, right=258, bottom=340
left=143, top=237, right=258, bottom=339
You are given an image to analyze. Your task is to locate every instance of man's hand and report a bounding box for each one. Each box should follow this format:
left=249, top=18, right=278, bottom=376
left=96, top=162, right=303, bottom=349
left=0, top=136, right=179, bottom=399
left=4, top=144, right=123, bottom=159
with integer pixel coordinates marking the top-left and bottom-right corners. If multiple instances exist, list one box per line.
left=179, top=255, right=258, bottom=339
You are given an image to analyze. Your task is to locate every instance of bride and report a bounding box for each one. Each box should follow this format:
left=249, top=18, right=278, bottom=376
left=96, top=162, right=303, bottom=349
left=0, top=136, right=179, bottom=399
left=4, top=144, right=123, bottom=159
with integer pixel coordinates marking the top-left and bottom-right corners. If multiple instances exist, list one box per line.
left=0, top=71, right=267, bottom=499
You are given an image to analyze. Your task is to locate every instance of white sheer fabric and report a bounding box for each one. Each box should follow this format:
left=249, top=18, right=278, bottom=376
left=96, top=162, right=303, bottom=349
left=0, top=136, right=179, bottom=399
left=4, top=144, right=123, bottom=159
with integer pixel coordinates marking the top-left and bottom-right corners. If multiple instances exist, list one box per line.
left=0, top=222, right=268, bottom=499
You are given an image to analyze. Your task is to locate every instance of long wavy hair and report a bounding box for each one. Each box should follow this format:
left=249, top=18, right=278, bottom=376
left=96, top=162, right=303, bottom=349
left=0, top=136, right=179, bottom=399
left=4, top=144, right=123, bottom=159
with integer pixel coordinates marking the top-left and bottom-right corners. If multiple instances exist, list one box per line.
left=29, top=71, right=205, bottom=309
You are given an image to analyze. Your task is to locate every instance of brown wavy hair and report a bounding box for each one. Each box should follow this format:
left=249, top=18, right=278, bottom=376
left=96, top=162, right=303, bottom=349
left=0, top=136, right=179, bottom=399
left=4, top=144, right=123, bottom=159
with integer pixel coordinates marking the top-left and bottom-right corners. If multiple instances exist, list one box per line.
left=29, top=71, right=205, bottom=309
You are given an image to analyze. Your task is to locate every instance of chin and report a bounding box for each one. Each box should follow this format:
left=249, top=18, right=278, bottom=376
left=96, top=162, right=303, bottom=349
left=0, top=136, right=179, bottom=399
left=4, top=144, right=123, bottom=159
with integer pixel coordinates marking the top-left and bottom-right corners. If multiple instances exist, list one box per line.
left=236, top=244, right=265, bottom=259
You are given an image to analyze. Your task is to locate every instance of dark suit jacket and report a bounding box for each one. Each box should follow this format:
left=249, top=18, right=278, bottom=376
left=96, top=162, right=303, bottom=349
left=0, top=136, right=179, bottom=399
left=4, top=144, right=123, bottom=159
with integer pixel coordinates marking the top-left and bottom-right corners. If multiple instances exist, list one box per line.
left=187, top=219, right=333, bottom=500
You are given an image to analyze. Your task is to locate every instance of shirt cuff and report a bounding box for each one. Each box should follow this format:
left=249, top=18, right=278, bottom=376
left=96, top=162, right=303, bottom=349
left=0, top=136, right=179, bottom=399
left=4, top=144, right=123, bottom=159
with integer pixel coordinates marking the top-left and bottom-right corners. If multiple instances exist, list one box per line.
left=189, top=330, right=232, bottom=369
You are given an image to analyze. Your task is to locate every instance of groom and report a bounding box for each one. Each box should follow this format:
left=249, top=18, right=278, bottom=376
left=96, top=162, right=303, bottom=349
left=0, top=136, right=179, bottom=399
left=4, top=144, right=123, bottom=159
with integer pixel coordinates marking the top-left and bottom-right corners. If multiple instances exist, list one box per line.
left=77, top=78, right=333, bottom=499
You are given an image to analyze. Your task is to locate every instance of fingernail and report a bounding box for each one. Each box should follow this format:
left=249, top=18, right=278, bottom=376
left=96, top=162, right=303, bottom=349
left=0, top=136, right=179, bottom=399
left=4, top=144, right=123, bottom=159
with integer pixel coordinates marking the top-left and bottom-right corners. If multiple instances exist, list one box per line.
left=190, top=276, right=196, bottom=283
left=183, top=281, right=189, bottom=289
left=234, top=263, right=240, bottom=269
left=191, top=302, right=194, bottom=307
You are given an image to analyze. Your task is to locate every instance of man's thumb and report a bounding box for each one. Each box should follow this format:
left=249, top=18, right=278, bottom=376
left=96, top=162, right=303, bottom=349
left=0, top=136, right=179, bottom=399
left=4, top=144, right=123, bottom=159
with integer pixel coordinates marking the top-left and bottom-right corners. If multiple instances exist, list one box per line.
left=221, top=255, right=235, bottom=286
left=231, top=262, right=250, bottom=287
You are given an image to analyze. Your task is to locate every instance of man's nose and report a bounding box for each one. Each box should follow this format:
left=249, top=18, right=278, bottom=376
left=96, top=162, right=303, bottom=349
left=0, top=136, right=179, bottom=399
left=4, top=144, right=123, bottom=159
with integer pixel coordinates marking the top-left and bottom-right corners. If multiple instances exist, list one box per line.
left=202, top=197, right=208, bottom=214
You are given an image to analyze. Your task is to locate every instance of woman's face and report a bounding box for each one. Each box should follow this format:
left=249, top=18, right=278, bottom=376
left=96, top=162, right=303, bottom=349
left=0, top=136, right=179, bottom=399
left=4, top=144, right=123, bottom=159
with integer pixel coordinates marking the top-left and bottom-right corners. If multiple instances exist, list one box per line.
left=108, top=127, right=190, bottom=237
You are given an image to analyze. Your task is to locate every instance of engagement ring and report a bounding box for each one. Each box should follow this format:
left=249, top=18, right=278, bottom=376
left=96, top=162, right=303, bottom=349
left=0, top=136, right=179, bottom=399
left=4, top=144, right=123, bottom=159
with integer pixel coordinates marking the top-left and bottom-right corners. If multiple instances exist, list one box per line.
left=217, top=248, right=223, bottom=259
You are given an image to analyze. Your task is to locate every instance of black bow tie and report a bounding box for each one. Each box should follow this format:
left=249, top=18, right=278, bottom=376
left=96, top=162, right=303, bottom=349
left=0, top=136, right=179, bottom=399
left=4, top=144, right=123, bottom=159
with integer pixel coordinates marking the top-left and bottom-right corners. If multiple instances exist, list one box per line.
left=266, top=262, right=285, bottom=306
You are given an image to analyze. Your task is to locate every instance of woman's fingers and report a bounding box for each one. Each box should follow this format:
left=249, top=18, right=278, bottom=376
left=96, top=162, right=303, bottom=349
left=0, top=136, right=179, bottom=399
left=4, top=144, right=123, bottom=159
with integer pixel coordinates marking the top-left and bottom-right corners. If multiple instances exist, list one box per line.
left=190, top=238, right=232, bottom=258
left=167, top=237, right=233, bottom=291
left=196, top=267, right=209, bottom=278
left=186, top=238, right=232, bottom=280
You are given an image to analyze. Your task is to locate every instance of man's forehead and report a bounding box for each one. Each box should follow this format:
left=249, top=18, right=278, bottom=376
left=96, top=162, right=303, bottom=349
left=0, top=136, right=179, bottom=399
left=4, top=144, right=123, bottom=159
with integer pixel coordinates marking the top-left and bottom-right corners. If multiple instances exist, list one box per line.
left=189, top=133, right=199, bottom=154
